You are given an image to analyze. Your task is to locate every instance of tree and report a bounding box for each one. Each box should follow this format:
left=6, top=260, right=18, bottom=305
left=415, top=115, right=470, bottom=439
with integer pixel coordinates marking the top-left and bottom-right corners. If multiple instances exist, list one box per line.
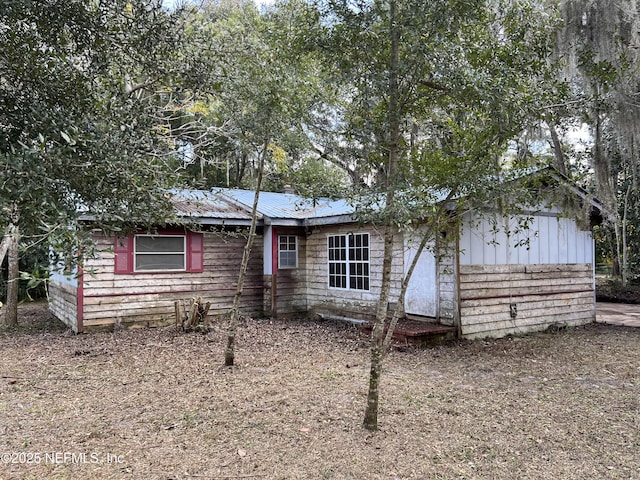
left=181, top=0, right=328, bottom=365
left=554, top=0, right=640, bottom=284
left=313, top=0, right=558, bottom=430
left=0, top=0, right=187, bottom=325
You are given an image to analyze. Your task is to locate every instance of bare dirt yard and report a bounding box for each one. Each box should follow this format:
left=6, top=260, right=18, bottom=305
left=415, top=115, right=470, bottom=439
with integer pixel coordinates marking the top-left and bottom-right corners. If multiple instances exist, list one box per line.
left=1, top=303, right=639, bottom=480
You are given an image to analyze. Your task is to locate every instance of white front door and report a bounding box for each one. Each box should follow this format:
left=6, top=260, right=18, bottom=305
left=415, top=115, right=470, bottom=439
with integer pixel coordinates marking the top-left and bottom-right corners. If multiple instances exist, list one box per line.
left=404, top=236, right=437, bottom=318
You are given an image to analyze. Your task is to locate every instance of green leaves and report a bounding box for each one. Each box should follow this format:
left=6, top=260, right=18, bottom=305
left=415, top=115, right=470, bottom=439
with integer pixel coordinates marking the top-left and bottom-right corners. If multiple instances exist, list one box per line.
left=0, top=0, right=185, bottom=259
left=60, top=131, right=75, bottom=146
left=311, top=0, right=557, bottom=216
left=173, top=0, right=331, bottom=190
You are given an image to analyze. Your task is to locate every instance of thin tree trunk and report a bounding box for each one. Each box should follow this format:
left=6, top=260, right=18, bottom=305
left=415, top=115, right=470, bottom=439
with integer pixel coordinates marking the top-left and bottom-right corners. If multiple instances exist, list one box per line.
left=593, top=110, right=622, bottom=281
left=382, top=194, right=456, bottom=352
left=225, top=142, right=267, bottom=366
left=0, top=228, right=11, bottom=267
left=4, top=224, right=19, bottom=328
left=363, top=222, right=394, bottom=431
left=382, top=230, right=428, bottom=352
left=363, top=0, right=400, bottom=431
left=364, top=343, right=384, bottom=430
left=621, top=183, right=631, bottom=286
left=593, top=112, right=614, bottom=207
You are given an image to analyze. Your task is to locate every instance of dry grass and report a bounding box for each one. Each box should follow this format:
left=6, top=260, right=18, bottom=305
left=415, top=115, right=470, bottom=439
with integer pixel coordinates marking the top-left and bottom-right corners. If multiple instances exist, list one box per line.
left=1, top=302, right=639, bottom=480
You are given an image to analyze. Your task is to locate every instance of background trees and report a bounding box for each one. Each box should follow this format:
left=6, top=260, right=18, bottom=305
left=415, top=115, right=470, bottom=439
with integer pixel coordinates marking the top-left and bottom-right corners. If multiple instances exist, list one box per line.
left=0, top=0, right=189, bottom=325
left=170, top=0, right=332, bottom=364
left=544, top=0, right=640, bottom=284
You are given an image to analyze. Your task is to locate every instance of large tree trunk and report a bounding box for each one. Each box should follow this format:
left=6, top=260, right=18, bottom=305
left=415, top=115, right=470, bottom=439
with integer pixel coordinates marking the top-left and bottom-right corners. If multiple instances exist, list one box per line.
left=547, top=120, right=568, bottom=176
left=363, top=1, right=400, bottom=431
left=3, top=224, right=20, bottom=328
left=225, top=143, right=267, bottom=366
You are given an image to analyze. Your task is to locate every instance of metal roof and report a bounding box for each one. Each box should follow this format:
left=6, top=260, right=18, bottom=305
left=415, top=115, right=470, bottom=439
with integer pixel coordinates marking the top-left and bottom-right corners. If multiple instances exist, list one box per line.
left=169, top=190, right=258, bottom=225
left=219, top=189, right=355, bottom=221
left=169, top=188, right=356, bottom=226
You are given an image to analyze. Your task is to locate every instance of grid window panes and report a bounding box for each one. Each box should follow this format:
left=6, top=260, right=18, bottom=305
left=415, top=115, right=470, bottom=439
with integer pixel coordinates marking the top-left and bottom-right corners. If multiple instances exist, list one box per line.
left=348, top=233, right=370, bottom=290
left=278, top=235, right=298, bottom=269
left=134, top=235, right=186, bottom=271
left=328, top=233, right=369, bottom=290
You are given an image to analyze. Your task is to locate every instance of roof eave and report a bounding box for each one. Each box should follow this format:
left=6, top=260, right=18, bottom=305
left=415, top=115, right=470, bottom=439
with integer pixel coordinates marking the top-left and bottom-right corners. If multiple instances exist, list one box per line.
left=188, top=217, right=260, bottom=227
left=264, top=217, right=305, bottom=227
left=544, top=170, right=615, bottom=222
left=305, top=214, right=358, bottom=227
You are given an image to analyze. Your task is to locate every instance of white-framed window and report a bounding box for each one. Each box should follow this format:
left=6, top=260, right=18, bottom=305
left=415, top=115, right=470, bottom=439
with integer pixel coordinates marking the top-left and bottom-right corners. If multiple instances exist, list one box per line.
left=278, top=235, right=298, bottom=269
left=328, top=233, right=369, bottom=290
left=134, top=235, right=186, bottom=272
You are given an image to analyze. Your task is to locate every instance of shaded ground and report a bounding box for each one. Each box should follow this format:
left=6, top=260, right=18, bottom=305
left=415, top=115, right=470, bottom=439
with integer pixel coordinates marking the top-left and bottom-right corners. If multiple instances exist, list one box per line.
left=1, top=303, right=639, bottom=480
left=596, top=279, right=640, bottom=304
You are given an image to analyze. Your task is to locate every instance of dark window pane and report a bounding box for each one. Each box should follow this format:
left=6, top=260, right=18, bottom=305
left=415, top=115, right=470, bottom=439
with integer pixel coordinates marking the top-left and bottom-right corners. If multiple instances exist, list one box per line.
left=136, top=236, right=184, bottom=253
left=135, top=253, right=185, bottom=271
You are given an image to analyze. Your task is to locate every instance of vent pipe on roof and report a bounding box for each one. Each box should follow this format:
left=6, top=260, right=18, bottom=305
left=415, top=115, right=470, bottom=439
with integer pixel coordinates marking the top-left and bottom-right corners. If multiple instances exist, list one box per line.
left=282, top=185, right=295, bottom=195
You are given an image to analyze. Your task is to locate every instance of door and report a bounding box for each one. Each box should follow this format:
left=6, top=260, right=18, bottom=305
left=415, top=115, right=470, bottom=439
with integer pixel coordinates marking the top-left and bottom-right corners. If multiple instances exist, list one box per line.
left=404, top=235, right=437, bottom=317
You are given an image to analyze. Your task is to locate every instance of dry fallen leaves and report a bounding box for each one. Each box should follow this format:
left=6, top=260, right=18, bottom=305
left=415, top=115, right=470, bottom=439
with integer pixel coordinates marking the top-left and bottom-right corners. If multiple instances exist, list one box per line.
left=0, top=303, right=638, bottom=480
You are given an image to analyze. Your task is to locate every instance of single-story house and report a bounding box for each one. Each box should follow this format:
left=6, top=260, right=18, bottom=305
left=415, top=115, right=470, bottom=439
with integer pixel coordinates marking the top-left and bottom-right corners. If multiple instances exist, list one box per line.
left=48, top=169, right=608, bottom=338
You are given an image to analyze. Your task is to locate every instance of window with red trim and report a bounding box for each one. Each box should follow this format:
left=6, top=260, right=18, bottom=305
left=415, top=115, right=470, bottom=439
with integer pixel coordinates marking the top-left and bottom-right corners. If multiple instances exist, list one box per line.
left=278, top=235, right=298, bottom=269
left=114, top=231, right=204, bottom=274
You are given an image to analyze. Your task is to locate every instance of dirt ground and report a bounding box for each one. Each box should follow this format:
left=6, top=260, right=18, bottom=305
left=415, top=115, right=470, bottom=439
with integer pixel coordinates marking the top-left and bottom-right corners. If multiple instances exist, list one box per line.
left=1, top=303, right=639, bottom=480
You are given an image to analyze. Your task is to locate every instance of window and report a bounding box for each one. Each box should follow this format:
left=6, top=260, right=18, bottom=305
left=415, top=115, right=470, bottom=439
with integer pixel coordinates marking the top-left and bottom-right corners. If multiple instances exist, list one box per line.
left=328, top=233, right=369, bottom=290
left=134, top=235, right=186, bottom=272
left=278, top=235, right=298, bottom=269
left=114, top=231, right=203, bottom=274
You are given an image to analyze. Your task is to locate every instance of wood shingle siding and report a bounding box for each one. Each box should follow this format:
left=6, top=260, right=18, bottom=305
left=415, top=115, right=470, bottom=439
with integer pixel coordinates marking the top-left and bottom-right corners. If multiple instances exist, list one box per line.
left=458, top=263, right=595, bottom=339
left=79, top=232, right=264, bottom=331
left=271, top=227, right=308, bottom=317
left=48, top=281, right=78, bottom=332
left=305, top=225, right=404, bottom=322
left=437, top=251, right=457, bottom=326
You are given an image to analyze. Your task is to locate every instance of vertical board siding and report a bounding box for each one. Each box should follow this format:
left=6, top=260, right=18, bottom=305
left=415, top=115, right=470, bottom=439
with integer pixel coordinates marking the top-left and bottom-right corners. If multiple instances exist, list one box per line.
left=460, top=212, right=593, bottom=266
left=48, top=281, right=78, bottom=332
left=459, top=263, right=595, bottom=339
left=80, top=232, right=264, bottom=330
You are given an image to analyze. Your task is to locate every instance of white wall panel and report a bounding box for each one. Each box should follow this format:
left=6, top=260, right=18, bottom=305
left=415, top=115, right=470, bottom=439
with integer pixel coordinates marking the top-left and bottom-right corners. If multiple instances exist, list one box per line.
left=460, top=211, right=593, bottom=266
